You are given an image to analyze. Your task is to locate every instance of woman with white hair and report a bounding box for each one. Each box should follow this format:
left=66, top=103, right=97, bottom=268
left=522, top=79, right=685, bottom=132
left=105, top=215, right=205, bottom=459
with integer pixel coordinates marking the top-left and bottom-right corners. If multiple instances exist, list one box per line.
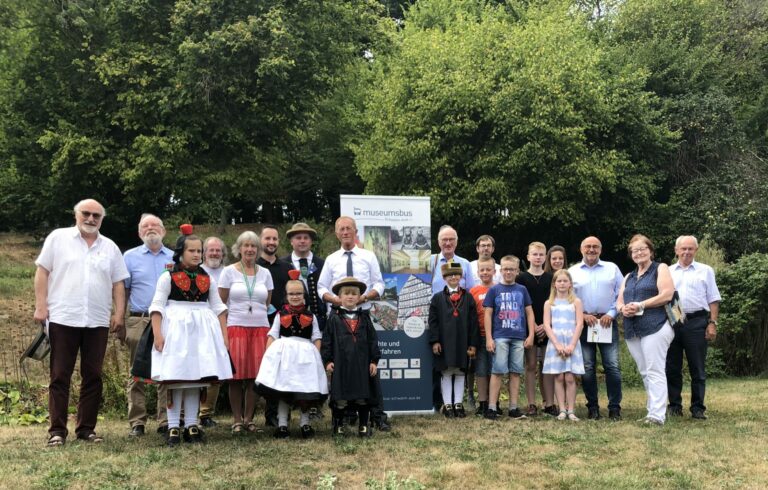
left=218, top=231, right=274, bottom=434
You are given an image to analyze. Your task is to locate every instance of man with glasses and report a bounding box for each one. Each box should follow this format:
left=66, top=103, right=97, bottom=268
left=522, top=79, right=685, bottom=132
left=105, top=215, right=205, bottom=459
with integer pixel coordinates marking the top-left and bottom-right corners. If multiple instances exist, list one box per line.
left=34, top=199, right=129, bottom=446
left=429, top=225, right=475, bottom=294
left=568, top=236, right=624, bottom=420
left=123, top=214, right=174, bottom=436
left=470, top=235, right=502, bottom=285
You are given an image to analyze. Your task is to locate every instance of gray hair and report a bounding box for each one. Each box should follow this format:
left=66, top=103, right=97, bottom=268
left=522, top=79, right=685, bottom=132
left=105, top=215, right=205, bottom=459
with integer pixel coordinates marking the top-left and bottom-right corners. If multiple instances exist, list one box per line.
left=137, top=213, right=164, bottom=232
left=675, top=235, right=699, bottom=247
left=204, top=236, right=227, bottom=257
left=231, top=231, right=260, bottom=259
left=73, top=199, right=106, bottom=217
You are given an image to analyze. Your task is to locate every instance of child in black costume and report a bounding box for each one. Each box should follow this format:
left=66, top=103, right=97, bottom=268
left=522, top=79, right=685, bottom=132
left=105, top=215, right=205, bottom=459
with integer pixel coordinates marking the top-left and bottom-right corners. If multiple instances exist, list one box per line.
left=321, top=277, right=381, bottom=437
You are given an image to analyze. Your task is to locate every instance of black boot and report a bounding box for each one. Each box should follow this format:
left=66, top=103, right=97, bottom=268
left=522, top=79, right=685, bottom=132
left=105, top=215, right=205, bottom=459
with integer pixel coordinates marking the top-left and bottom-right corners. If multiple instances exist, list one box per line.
left=476, top=401, right=488, bottom=416
left=331, top=407, right=345, bottom=437
left=357, top=405, right=372, bottom=437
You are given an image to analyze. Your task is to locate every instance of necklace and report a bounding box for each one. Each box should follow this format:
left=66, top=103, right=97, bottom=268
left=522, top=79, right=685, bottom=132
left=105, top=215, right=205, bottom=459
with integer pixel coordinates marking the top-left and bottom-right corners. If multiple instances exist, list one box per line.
left=240, top=261, right=259, bottom=313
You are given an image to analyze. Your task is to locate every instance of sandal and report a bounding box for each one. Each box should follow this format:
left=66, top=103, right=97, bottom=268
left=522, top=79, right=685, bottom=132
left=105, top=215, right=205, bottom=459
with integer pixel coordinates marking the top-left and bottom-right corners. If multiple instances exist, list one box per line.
left=77, top=432, right=104, bottom=443
left=566, top=411, right=580, bottom=422
left=231, top=423, right=244, bottom=435
left=245, top=422, right=262, bottom=433
left=47, top=435, right=65, bottom=447
left=557, top=411, right=567, bottom=421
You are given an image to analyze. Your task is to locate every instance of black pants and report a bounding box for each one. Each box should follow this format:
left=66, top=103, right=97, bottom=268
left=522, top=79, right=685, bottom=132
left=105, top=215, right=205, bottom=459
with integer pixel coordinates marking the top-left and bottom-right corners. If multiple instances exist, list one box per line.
left=666, top=313, right=709, bottom=412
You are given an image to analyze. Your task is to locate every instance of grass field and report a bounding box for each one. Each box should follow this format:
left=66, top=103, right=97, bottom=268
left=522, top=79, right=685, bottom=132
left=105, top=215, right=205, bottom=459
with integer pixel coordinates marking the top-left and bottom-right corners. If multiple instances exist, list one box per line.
left=0, top=378, right=766, bottom=489
left=2, top=232, right=767, bottom=489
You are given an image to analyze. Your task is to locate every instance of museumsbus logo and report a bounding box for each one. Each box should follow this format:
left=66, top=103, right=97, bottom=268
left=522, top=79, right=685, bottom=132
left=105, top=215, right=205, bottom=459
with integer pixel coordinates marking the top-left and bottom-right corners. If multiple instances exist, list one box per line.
left=353, top=207, right=414, bottom=218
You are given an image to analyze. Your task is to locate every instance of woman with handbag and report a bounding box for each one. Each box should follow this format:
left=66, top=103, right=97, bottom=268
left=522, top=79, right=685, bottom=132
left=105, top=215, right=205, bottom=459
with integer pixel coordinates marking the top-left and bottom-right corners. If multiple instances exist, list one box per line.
left=616, top=234, right=676, bottom=425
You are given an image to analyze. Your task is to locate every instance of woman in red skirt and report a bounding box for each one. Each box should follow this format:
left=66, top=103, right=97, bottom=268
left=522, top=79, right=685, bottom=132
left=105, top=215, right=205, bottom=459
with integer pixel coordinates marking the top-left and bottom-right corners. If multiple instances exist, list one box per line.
left=218, top=231, right=274, bottom=434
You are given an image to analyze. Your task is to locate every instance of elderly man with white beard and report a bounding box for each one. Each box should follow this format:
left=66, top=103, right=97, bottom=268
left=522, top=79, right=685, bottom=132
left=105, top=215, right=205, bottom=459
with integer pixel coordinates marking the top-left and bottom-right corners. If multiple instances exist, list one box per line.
left=123, top=213, right=175, bottom=436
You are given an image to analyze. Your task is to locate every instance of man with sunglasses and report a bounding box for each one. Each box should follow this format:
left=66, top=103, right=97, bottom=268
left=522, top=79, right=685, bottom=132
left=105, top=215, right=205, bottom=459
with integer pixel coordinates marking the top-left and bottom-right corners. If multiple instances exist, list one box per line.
left=34, top=199, right=129, bottom=447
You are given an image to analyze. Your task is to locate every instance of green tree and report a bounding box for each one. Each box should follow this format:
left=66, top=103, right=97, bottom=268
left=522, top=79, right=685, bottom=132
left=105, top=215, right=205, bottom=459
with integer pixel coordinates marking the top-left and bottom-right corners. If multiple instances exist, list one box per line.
left=356, top=0, right=673, bottom=242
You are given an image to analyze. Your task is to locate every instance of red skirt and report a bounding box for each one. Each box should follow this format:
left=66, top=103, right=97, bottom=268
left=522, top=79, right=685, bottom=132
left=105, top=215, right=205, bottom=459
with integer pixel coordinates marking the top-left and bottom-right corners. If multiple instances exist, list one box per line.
left=228, top=326, right=269, bottom=380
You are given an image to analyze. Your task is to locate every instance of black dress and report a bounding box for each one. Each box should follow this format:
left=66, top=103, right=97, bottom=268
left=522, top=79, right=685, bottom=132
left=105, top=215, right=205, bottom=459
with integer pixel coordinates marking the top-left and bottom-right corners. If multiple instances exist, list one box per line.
left=321, top=308, right=382, bottom=405
left=428, top=287, right=480, bottom=372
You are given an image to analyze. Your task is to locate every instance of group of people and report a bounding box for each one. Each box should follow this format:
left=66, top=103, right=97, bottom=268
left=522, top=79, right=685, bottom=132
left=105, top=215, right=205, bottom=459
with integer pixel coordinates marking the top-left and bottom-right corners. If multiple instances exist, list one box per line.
left=33, top=199, right=720, bottom=448
left=426, top=228, right=720, bottom=426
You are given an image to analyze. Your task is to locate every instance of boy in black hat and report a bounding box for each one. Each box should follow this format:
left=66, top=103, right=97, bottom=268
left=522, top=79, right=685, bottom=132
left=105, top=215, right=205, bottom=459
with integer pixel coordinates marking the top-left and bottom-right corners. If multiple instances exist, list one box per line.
left=321, top=277, right=381, bottom=437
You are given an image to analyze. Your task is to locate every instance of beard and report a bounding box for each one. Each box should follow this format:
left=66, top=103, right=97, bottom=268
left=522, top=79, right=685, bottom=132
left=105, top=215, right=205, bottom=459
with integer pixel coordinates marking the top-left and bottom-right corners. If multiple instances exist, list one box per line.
left=142, top=234, right=163, bottom=248
left=78, top=223, right=99, bottom=234
left=205, top=257, right=223, bottom=269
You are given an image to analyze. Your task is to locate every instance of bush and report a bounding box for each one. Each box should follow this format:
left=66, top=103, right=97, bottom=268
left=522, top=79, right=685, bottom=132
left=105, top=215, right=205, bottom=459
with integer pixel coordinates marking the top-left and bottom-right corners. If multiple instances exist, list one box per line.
left=717, top=253, right=768, bottom=375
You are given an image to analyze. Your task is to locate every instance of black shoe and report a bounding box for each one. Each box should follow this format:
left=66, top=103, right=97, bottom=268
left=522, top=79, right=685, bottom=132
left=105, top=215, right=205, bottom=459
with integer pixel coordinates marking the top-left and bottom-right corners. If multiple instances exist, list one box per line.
left=274, top=426, right=290, bottom=439
left=332, top=421, right=345, bottom=438
left=441, top=404, right=455, bottom=418
left=508, top=408, right=527, bottom=419
left=691, top=409, right=707, bottom=420
left=157, top=424, right=169, bottom=434
left=200, top=416, right=217, bottom=428
left=608, top=409, right=622, bottom=421
left=300, top=425, right=315, bottom=439
left=184, top=425, right=204, bottom=443
left=587, top=408, right=602, bottom=420
left=484, top=408, right=499, bottom=420
left=668, top=406, right=683, bottom=417
left=476, top=401, right=488, bottom=416
left=453, top=403, right=467, bottom=418
left=375, top=417, right=391, bottom=432
left=543, top=405, right=559, bottom=417
left=358, top=425, right=372, bottom=438
left=129, top=425, right=145, bottom=437
left=167, top=427, right=181, bottom=447
left=526, top=404, right=539, bottom=417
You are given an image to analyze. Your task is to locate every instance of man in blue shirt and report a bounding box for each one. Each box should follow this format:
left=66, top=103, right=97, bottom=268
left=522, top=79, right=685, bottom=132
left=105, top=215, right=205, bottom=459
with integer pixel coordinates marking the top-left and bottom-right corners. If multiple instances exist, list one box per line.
left=123, top=214, right=174, bottom=436
left=429, top=225, right=475, bottom=294
left=568, top=236, right=624, bottom=421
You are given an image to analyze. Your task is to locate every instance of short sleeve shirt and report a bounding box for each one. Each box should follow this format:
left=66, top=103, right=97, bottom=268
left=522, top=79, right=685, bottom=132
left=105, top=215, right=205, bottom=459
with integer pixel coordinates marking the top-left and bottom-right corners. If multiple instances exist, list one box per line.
left=218, top=264, right=273, bottom=327
left=483, top=283, right=532, bottom=340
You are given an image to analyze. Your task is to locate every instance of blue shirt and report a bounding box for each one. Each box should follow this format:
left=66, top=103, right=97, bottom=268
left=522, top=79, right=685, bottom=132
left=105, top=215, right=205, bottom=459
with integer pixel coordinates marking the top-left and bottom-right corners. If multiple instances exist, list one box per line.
left=568, top=259, right=623, bottom=319
left=429, top=253, right=475, bottom=294
left=482, top=283, right=531, bottom=340
left=123, top=244, right=174, bottom=313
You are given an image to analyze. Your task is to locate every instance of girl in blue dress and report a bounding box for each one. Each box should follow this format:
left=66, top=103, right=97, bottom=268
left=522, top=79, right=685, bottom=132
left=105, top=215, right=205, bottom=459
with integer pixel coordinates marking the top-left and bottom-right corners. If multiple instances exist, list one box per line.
left=542, top=270, right=585, bottom=421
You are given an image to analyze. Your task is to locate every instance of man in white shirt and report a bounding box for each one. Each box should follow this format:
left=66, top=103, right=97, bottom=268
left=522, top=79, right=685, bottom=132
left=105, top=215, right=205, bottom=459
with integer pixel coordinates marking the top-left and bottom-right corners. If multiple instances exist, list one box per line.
left=201, top=236, right=227, bottom=285
left=470, top=235, right=502, bottom=285
left=318, top=216, right=384, bottom=311
left=667, top=235, right=721, bottom=420
left=199, top=235, right=227, bottom=427
left=34, top=199, right=129, bottom=446
left=317, top=216, right=389, bottom=430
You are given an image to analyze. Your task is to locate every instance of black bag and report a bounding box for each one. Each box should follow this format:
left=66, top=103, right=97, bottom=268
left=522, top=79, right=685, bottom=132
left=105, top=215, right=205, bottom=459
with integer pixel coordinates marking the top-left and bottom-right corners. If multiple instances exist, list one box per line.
left=665, top=291, right=687, bottom=330
left=130, top=322, right=154, bottom=380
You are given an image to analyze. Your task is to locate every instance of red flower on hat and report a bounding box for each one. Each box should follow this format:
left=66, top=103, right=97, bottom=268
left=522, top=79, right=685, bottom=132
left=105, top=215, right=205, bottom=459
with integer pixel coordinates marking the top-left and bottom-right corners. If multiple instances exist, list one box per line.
left=288, top=269, right=301, bottom=281
left=179, top=224, right=193, bottom=235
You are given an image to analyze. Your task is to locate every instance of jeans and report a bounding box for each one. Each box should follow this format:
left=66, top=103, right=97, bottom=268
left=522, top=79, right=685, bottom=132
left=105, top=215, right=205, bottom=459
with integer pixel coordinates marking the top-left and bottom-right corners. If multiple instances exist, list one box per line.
left=579, top=320, right=622, bottom=411
left=491, top=338, right=525, bottom=375
left=666, top=314, right=708, bottom=412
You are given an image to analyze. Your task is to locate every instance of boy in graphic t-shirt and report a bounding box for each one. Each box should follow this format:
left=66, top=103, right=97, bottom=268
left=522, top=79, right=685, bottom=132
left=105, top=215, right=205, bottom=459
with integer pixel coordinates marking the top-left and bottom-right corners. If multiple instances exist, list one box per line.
left=483, top=255, right=535, bottom=420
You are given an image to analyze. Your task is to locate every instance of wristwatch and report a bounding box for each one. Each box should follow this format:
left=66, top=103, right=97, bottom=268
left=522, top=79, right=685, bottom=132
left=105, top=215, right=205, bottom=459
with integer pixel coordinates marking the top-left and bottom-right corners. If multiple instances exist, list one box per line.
left=708, top=319, right=718, bottom=326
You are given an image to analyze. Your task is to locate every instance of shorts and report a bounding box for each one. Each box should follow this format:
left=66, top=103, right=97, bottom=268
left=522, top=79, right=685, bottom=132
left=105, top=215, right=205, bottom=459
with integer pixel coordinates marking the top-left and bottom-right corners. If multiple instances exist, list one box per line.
left=474, top=341, right=492, bottom=377
left=491, top=338, right=524, bottom=375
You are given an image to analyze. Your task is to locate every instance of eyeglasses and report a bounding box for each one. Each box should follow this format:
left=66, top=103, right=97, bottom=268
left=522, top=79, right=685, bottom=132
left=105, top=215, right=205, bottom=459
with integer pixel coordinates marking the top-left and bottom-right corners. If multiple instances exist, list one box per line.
left=80, top=210, right=102, bottom=220
left=631, top=246, right=649, bottom=254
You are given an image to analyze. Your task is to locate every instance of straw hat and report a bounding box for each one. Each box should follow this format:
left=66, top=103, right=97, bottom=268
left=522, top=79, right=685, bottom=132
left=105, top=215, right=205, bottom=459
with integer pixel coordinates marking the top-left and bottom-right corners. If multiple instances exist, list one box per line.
left=441, top=262, right=464, bottom=278
left=331, top=277, right=367, bottom=295
left=285, top=222, right=318, bottom=240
